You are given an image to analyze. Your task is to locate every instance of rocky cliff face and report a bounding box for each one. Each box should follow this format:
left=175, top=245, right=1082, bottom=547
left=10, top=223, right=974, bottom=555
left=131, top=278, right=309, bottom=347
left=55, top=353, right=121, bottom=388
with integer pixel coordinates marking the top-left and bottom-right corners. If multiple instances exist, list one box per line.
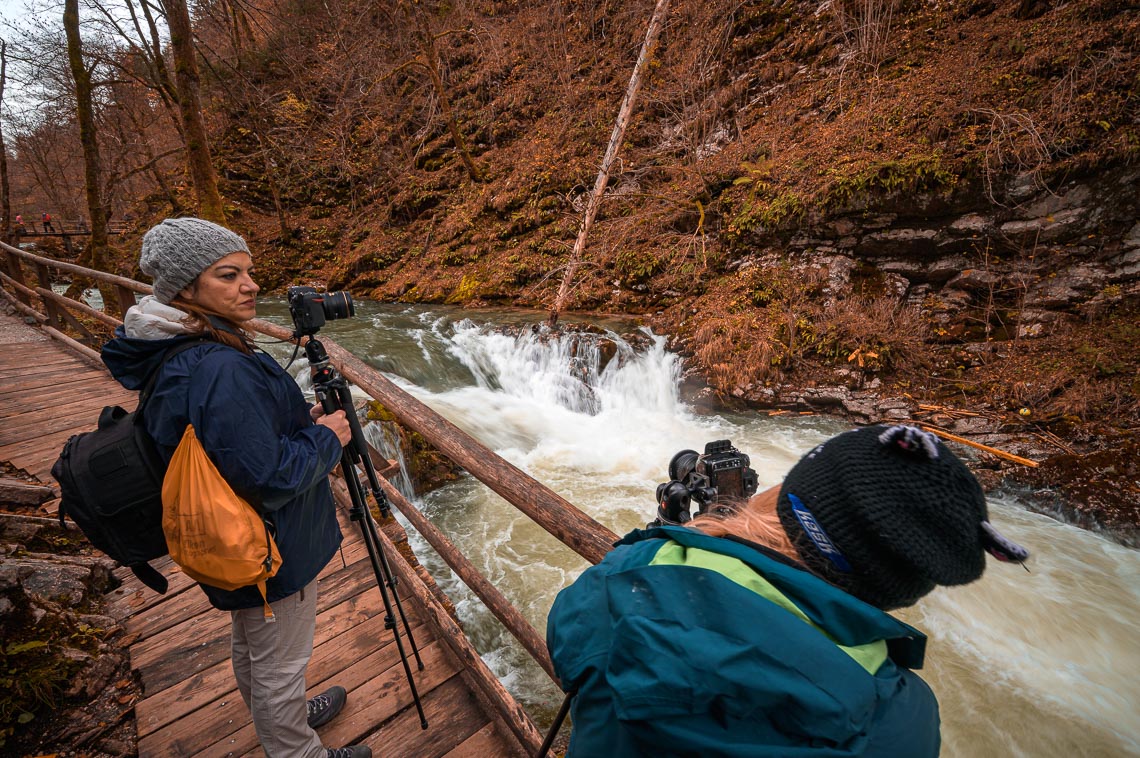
left=779, top=164, right=1139, bottom=341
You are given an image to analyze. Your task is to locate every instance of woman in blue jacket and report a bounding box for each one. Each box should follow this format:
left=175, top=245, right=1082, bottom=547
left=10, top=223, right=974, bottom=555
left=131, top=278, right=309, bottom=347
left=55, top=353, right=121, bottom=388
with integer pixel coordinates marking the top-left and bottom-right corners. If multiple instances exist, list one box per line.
left=102, top=218, right=369, bottom=758
left=547, top=425, right=1030, bottom=756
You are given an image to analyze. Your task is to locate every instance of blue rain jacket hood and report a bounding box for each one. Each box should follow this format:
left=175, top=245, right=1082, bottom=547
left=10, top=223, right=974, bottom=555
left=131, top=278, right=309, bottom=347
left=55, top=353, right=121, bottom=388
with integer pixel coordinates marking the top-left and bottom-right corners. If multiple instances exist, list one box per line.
left=102, top=327, right=343, bottom=610
left=547, top=525, right=940, bottom=757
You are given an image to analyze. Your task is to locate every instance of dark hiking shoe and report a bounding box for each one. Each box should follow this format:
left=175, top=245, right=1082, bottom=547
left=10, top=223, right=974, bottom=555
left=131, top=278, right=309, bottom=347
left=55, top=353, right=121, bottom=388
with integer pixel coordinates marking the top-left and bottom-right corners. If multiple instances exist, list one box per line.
left=327, top=747, right=371, bottom=758
left=307, top=685, right=347, bottom=729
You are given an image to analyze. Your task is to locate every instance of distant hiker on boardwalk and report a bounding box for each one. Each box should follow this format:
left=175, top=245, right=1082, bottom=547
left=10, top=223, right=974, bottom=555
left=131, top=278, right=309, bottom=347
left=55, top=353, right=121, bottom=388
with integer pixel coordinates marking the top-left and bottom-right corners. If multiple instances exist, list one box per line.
left=100, top=218, right=370, bottom=758
left=547, top=424, right=1031, bottom=757
left=42, top=211, right=55, bottom=232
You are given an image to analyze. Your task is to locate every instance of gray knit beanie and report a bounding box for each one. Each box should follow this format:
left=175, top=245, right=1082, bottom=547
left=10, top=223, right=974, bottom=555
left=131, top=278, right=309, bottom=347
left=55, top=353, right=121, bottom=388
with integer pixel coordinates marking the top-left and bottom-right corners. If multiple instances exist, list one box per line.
left=140, top=218, right=250, bottom=304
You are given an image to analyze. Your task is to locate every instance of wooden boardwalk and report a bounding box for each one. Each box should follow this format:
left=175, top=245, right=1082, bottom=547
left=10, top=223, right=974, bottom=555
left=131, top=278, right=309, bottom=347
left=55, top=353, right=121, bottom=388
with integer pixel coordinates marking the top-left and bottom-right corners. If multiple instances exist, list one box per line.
left=0, top=322, right=135, bottom=482
left=0, top=312, right=536, bottom=757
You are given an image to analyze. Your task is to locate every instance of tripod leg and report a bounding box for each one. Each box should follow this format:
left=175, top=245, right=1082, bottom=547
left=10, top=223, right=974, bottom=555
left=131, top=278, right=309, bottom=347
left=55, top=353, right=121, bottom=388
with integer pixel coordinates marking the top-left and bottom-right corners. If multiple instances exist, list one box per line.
left=342, top=454, right=425, bottom=668
left=334, top=385, right=426, bottom=669
left=341, top=460, right=430, bottom=729
left=367, top=517, right=424, bottom=669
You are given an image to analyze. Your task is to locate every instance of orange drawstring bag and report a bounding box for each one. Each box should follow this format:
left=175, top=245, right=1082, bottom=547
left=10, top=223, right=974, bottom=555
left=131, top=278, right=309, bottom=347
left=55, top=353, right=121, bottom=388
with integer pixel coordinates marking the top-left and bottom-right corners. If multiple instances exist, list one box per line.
left=162, top=425, right=282, bottom=621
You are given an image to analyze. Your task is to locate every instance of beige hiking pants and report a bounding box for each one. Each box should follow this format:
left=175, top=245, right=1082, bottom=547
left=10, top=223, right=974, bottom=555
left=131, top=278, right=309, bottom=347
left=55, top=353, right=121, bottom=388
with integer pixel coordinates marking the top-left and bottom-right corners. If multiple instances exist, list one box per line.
left=231, top=579, right=324, bottom=758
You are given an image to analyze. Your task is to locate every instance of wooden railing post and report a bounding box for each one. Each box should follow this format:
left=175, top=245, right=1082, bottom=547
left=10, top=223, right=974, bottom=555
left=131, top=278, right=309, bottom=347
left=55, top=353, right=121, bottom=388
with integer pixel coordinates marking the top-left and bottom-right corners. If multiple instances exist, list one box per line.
left=34, top=261, right=64, bottom=330
left=115, top=285, right=137, bottom=318
left=3, top=249, right=32, bottom=306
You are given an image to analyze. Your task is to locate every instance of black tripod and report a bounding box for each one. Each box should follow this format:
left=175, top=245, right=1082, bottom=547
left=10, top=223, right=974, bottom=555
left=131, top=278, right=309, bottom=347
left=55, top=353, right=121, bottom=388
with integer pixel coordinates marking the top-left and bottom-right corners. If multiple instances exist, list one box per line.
left=303, top=334, right=429, bottom=730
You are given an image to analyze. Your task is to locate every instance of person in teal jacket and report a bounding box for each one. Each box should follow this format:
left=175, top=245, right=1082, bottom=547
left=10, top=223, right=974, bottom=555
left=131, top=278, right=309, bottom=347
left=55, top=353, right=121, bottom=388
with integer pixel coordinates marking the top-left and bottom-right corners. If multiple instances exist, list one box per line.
left=547, top=425, right=1030, bottom=757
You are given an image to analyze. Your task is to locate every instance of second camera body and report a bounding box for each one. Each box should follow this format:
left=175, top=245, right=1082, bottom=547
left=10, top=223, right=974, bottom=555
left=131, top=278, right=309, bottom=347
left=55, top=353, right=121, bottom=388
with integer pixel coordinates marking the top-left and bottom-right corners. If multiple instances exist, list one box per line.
left=654, top=439, right=758, bottom=525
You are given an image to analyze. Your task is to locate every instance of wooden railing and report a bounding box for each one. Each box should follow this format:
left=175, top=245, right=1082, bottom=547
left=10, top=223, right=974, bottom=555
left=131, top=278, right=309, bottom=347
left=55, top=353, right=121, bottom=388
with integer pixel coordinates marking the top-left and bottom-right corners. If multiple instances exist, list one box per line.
left=7, top=219, right=130, bottom=235
left=0, top=240, right=619, bottom=713
left=0, top=242, right=149, bottom=366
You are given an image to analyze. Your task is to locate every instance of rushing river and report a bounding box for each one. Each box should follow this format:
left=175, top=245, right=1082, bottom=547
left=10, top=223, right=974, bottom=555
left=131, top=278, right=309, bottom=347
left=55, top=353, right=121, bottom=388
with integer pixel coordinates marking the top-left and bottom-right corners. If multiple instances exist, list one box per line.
left=256, top=299, right=1139, bottom=757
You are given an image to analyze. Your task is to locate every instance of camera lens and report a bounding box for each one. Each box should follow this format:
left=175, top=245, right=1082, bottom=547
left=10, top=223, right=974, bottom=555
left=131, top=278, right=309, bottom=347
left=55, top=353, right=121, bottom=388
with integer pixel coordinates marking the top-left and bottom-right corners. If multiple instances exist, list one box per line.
left=322, top=291, right=354, bottom=321
left=668, top=450, right=699, bottom=483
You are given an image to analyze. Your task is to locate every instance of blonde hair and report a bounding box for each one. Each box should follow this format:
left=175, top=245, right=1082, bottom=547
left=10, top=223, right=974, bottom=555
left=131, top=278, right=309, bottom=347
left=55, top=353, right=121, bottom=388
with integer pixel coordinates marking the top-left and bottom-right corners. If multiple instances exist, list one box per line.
left=169, top=295, right=254, bottom=354
left=689, top=486, right=799, bottom=562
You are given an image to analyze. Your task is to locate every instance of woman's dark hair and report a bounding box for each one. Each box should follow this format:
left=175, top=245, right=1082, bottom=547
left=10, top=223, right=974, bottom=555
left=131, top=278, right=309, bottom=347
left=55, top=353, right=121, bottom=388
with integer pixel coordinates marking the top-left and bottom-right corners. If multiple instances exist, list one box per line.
left=168, top=296, right=253, bottom=354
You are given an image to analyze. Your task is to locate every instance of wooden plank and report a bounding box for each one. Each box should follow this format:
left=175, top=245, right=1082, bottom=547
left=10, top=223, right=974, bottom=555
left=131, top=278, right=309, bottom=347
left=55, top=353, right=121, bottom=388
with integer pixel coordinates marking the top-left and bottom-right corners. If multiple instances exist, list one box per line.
left=136, top=607, right=412, bottom=737
left=0, top=367, right=109, bottom=395
left=123, top=581, right=214, bottom=642
left=0, top=400, right=142, bottom=444
left=107, top=573, right=198, bottom=624
left=0, top=390, right=134, bottom=420
left=0, top=354, right=91, bottom=374
left=0, top=352, right=78, bottom=369
left=292, top=675, right=509, bottom=758
left=3, top=449, right=74, bottom=483
left=378, top=676, right=509, bottom=758
left=0, top=419, right=108, bottom=455
left=0, top=431, right=91, bottom=469
left=445, top=722, right=514, bottom=758
left=249, top=642, right=463, bottom=758
left=4, top=355, right=103, bottom=380
left=0, top=379, right=114, bottom=406
left=1, top=448, right=73, bottom=481
left=0, top=369, right=112, bottom=392
left=3, top=431, right=79, bottom=456
left=1, top=380, right=131, bottom=407
left=0, top=378, right=103, bottom=401
left=151, top=640, right=455, bottom=758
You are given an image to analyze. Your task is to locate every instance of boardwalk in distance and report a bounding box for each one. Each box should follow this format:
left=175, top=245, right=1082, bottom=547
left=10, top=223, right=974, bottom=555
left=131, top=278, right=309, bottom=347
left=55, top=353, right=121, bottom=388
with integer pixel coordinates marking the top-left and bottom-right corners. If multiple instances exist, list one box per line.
left=0, top=311, right=535, bottom=757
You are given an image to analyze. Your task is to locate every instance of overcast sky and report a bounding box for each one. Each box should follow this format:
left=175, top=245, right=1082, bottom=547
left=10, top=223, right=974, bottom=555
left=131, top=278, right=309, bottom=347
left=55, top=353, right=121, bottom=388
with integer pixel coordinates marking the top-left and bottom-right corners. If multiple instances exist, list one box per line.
left=0, top=0, right=43, bottom=30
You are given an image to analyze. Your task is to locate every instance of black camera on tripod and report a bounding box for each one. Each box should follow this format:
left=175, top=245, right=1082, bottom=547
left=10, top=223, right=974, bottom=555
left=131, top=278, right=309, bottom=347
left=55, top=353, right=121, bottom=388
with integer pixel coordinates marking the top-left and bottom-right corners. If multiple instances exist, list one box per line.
left=653, top=440, right=759, bottom=526
left=287, top=286, right=354, bottom=338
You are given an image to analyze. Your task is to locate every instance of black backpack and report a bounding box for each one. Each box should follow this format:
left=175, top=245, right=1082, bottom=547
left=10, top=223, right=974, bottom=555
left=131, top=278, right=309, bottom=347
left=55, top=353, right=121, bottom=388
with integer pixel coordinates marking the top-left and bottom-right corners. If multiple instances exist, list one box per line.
left=51, top=341, right=203, bottom=594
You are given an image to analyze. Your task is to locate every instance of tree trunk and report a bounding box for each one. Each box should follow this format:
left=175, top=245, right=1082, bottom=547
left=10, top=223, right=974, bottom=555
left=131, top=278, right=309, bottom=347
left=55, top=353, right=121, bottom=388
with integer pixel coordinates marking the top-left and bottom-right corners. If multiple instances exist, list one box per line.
left=548, top=0, right=672, bottom=325
left=165, top=0, right=226, bottom=222
left=0, top=41, right=11, bottom=244
left=63, top=0, right=110, bottom=301
left=122, top=103, right=183, bottom=213
left=410, top=10, right=482, bottom=183
left=137, top=0, right=189, bottom=142
left=263, top=152, right=289, bottom=239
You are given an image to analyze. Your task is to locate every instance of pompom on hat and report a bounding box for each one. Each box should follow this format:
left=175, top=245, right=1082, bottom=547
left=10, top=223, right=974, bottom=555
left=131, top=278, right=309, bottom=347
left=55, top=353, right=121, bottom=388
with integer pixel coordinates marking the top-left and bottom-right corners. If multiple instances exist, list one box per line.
left=140, top=218, right=250, bottom=304
left=777, top=425, right=1029, bottom=610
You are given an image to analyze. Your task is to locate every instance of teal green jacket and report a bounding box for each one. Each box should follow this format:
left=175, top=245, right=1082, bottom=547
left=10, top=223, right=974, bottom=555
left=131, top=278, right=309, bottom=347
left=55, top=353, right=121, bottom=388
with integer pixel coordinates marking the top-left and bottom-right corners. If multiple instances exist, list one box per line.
left=546, top=526, right=939, bottom=757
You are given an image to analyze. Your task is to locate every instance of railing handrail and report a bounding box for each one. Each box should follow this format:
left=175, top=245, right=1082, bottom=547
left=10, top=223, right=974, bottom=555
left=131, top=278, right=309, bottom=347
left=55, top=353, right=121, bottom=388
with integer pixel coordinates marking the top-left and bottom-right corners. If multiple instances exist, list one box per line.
left=1, top=241, right=149, bottom=292
left=5, top=221, right=129, bottom=235
left=0, top=246, right=621, bottom=693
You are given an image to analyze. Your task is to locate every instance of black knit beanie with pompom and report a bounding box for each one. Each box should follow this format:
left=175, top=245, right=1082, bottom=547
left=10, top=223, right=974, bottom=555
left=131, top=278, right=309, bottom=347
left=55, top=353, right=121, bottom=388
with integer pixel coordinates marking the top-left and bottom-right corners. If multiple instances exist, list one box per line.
left=777, top=425, right=1029, bottom=611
